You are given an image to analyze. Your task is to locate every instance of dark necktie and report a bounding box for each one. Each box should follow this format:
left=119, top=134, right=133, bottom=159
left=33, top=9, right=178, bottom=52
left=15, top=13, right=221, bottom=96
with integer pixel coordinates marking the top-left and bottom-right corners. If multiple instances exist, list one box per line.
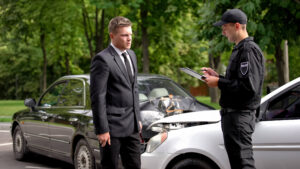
left=121, top=52, right=133, bottom=83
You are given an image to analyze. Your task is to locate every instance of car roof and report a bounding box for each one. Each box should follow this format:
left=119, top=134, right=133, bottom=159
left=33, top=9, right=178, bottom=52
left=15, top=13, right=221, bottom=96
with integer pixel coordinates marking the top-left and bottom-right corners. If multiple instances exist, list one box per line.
left=57, top=74, right=172, bottom=81
left=261, top=77, right=300, bottom=104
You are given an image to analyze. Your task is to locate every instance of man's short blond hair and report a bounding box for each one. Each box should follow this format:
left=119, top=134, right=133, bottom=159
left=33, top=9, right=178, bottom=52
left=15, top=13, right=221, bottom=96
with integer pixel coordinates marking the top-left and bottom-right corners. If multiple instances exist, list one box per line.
left=108, top=16, right=132, bottom=34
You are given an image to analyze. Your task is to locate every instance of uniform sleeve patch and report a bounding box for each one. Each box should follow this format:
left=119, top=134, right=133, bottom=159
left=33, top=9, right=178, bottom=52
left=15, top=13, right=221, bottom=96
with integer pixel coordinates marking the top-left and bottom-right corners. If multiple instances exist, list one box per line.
left=240, top=62, right=249, bottom=75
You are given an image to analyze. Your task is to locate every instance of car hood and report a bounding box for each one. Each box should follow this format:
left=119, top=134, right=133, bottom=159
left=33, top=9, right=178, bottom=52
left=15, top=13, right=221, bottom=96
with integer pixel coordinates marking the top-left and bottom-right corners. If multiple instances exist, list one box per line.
left=147, top=110, right=220, bottom=130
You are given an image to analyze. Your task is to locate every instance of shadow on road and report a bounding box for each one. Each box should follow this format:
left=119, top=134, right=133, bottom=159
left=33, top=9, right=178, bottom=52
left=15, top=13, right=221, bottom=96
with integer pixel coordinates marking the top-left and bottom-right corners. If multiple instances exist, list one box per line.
left=19, top=152, right=75, bottom=169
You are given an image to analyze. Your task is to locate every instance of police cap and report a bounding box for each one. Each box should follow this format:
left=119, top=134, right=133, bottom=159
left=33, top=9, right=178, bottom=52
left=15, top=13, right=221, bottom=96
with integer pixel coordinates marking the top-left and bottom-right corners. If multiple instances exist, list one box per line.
left=213, top=9, right=247, bottom=26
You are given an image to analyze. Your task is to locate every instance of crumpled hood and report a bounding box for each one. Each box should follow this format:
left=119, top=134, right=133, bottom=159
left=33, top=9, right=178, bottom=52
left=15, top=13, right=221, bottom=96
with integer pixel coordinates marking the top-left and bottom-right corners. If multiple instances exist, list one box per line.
left=147, top=110, right=221, bottom=129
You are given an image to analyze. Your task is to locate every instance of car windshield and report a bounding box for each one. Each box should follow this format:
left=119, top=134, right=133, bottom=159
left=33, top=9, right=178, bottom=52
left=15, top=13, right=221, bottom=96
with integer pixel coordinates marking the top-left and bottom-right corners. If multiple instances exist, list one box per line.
left=138, top=78, right=191, bottom=102
left=87, top=75, right=213, bottom=115
left=137, top=78, right=205, bottom=116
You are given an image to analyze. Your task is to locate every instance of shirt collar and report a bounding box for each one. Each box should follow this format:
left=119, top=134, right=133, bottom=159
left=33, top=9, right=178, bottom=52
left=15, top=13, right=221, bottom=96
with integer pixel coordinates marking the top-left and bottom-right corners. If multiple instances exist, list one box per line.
left=110, top=43, right=126, bottom=56
left=234, top=37, right=254, bottom=50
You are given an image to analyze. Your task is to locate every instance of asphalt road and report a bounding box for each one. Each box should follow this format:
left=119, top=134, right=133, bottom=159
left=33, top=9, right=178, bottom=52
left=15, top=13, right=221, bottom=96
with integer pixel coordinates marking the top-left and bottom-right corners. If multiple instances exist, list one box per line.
left=0, top=128, right=74, bottom=169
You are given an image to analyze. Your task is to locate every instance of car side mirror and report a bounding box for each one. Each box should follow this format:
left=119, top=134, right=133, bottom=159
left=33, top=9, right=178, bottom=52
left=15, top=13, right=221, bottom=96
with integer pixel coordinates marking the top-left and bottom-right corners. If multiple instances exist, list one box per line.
left=266, top=86, right=271, bottom=94
left=24, top=98, right=36, bottom=108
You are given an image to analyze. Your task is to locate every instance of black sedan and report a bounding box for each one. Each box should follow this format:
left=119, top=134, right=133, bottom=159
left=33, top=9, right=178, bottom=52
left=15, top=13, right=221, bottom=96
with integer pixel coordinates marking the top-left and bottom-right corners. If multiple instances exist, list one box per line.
left=11, top=74, right=213, bottom=169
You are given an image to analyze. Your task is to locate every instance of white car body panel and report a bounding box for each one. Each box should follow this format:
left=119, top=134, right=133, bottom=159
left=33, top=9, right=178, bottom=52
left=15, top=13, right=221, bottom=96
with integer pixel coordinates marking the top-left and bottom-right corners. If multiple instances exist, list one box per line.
left=142, top=122, right=230, bottom=169
left=253, top=119, right=300, bottom=169
left=142, top=77, right=300, bottom=169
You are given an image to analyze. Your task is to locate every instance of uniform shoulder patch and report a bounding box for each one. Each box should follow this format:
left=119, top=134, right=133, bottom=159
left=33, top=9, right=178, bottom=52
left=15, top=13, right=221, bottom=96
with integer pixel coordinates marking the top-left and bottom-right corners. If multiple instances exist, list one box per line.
left=240, top=62, right=249, bottom=75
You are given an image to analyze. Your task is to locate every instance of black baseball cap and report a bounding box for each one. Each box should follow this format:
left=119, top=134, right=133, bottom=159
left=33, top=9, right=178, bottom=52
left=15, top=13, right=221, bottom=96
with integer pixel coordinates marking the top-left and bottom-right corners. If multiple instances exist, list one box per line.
left=213, top=9, right=247, bottom=26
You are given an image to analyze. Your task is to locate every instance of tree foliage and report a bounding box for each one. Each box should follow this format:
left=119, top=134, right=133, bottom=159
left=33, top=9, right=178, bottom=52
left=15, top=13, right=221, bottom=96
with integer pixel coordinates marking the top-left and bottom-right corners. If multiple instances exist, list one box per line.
left=0, top=0, right=299, bottom=99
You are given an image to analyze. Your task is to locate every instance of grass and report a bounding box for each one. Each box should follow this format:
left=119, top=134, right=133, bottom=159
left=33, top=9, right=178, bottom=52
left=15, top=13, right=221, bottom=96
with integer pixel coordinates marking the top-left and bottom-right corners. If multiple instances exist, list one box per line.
left=196, top=96, right=221, bottom=110
left=0, top=100, right=26, bottom=122
left=0, top=97, right=220, bottom=122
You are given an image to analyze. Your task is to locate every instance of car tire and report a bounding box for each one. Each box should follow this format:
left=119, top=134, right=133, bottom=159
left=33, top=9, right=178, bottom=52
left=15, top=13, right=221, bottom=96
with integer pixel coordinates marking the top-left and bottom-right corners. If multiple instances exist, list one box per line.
left=171, top=157, right=215, bottom=169
left=74, top=139, right=95, bottom=169
left=13, top=125, right=28, bottom=160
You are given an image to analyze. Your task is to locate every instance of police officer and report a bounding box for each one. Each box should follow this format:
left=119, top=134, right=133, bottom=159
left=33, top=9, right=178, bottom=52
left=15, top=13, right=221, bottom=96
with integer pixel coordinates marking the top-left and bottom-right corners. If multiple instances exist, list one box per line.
left=202, top=9, right=264, bottom=169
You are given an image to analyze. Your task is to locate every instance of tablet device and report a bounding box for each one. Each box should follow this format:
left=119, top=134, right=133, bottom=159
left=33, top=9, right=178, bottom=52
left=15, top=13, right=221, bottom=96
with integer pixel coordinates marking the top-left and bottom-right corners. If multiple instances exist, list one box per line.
left=179, top=67, right=206, bottom=82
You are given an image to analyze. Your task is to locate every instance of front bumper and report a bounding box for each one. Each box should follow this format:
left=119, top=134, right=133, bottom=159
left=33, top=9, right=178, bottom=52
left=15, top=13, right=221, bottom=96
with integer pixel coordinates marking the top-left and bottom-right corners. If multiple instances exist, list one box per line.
left=141, top=152, right=172, bottom=169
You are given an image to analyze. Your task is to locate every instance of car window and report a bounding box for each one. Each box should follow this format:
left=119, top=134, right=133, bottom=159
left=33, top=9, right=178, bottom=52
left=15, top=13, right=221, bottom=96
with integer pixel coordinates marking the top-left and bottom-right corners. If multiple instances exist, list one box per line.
left=57, top=79, right=84, bottom=107
left=39, top=81, right=67, bottom=107
left=265, top=85, right=300, bottom=120
left=138, top=78, right=190, bottom=102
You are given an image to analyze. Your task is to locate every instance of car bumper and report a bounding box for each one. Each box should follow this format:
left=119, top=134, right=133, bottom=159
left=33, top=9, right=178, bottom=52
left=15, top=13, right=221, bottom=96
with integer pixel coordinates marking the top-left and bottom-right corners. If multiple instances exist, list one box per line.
left=141, top=152, right=172, bottom=169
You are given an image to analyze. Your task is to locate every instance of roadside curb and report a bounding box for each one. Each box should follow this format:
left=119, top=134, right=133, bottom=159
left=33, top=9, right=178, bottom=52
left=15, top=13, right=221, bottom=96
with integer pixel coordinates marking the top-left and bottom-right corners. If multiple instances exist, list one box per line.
left=0, top=122, right=11, bottom=130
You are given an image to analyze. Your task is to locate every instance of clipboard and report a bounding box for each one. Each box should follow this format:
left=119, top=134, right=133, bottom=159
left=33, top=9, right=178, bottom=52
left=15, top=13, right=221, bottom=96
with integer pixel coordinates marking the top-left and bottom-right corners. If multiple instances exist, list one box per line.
left=179, top=67, right=206, bottom=82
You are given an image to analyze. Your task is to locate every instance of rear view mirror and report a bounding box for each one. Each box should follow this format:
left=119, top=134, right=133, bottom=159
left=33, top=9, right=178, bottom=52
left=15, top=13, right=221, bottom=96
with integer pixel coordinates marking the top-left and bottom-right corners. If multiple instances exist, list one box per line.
left=24, top=98, right=36, bottom=108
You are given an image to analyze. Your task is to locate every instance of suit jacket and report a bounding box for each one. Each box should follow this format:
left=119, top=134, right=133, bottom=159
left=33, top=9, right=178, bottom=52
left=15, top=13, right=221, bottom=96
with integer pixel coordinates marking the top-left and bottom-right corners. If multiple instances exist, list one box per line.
left=90, top=45, right=141, bottom=137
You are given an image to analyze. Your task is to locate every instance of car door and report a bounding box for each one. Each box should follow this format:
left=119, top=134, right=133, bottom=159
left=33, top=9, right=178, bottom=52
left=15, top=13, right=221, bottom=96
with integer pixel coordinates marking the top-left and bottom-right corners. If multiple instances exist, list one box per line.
left=253, top=85, right=300, bottom=169
left=23, top=81, right=68, bottom=152
left=48, top=79, right=86, bottom=158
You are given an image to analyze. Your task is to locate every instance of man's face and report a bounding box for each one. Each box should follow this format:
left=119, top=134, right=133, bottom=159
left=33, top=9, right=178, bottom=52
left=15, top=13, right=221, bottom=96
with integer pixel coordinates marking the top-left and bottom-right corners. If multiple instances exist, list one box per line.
left=110, top=26, right=132, bottom=51
left=221, top=23, right=237, bottom=43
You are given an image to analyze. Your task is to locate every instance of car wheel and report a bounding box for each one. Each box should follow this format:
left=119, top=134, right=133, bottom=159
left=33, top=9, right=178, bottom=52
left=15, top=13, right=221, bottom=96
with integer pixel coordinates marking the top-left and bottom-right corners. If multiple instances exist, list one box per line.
left=171, top=157, right=215, bottom=169
left=74, top=139, right=95, bottom=169
left=13, top=125, right=28, bottom=160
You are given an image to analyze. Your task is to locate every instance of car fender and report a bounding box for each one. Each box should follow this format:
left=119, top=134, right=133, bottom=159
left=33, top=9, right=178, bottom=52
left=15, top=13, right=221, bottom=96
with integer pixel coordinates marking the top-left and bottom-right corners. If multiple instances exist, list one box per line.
left=153, top=122, right=230, bottom=169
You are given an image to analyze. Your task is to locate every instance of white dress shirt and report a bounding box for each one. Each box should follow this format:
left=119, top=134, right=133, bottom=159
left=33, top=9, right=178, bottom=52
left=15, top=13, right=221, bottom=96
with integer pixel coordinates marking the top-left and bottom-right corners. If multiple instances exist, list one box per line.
left=111, top=43, right=134, bottom=75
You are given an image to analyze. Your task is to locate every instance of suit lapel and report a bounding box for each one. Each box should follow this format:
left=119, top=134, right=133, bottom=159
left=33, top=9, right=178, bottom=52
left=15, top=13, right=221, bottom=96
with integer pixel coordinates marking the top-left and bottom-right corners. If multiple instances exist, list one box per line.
left=109, top=46, right=131, bottom=85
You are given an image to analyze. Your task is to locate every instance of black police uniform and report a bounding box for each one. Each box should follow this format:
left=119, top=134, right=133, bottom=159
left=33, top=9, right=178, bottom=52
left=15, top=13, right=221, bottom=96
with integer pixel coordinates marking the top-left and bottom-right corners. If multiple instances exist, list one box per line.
left=218, top=37, right=264, bottom=169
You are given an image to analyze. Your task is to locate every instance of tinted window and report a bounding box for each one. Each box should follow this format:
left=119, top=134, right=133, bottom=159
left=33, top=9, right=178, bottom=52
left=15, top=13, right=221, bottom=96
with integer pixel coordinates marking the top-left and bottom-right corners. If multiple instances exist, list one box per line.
left=58, top=79, right=84, bottom=107
left=39, top=82, right=67, bottom=107
left=266, top=85, right=300, bottom=120
left=39, top=79, right=84, bottom=107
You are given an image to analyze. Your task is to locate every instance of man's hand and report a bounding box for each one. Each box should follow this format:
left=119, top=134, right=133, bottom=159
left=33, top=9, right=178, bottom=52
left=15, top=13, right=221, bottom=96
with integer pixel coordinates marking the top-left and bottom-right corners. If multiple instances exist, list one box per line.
left=201, top=67, right=219, bottom=77
left=97, top=132, right=111, bottom=147
left=204, top=75, right=219, bottom=88
left=139, top=121, right=143, bottom=133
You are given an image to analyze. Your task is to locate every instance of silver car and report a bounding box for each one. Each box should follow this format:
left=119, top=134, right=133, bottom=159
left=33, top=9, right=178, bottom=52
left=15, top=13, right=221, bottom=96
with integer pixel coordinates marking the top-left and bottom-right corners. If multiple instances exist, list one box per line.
left=142, top=77, right=300, bottom=169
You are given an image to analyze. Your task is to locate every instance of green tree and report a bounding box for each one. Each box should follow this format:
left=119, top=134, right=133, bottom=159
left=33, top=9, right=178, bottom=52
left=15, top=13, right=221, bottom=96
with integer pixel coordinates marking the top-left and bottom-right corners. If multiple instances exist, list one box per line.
left=257, top=0, right=300, bottom=86
left=0, top=0, right=299, bottom=100
left=0, top=0, right=86, bottom=97
left=195, top=0, right=300, bottom=101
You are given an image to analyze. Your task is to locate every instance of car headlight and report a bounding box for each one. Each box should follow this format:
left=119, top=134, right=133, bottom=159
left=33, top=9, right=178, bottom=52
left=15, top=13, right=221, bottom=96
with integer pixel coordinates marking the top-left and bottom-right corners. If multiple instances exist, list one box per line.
left=146, top=132, right=168, bottom=153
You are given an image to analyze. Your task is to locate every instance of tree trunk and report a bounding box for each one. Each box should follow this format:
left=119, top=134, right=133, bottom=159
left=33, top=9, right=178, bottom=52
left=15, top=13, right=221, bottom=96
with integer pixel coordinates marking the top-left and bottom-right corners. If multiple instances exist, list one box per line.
left=275, top=42, right=289, bottom=86
left=81, top=0, right=94, bottom=58
left=95, top=9, right=105, bottom=53
left=140, top=1, right=150, bottom=73
left=15, top=74, right=18, bottom=99
left=208, top=52, right=221, bottom=103
left=40, top=32, right=47, bottom=92
left=283, top=40, right=289, bottom=82
left=65, top=52, right=70, bottom=75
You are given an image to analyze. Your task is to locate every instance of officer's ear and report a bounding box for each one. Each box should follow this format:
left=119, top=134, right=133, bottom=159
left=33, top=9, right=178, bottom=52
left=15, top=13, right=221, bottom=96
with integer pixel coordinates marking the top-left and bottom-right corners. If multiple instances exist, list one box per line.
left=234, top=23, right=240, bottom=29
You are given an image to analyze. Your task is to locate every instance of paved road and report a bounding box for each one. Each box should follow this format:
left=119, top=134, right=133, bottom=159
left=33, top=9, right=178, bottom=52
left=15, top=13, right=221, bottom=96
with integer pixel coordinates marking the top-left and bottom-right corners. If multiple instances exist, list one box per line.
left=0, top=128, right=74, bottom=169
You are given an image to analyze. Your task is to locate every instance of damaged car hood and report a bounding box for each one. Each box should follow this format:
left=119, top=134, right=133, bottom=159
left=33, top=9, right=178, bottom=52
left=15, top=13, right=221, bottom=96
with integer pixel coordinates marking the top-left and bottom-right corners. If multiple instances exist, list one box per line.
left=147, top=110, right=221, bottom=129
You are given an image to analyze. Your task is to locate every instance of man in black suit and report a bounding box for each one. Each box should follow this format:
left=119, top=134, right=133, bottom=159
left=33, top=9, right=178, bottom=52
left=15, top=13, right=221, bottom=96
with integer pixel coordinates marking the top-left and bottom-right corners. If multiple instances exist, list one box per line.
left=90, top=16, right=142, bottom=169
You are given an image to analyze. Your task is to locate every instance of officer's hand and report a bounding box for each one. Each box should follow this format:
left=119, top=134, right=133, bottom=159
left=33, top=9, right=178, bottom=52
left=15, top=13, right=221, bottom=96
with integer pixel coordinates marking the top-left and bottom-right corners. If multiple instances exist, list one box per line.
left=201, top=67, right=219, bottom=77
left=139, top=121, right=143, bottom=133
left=204, top=75, right=219, bottom=88
left=97, top=132, right=111, bottom=147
